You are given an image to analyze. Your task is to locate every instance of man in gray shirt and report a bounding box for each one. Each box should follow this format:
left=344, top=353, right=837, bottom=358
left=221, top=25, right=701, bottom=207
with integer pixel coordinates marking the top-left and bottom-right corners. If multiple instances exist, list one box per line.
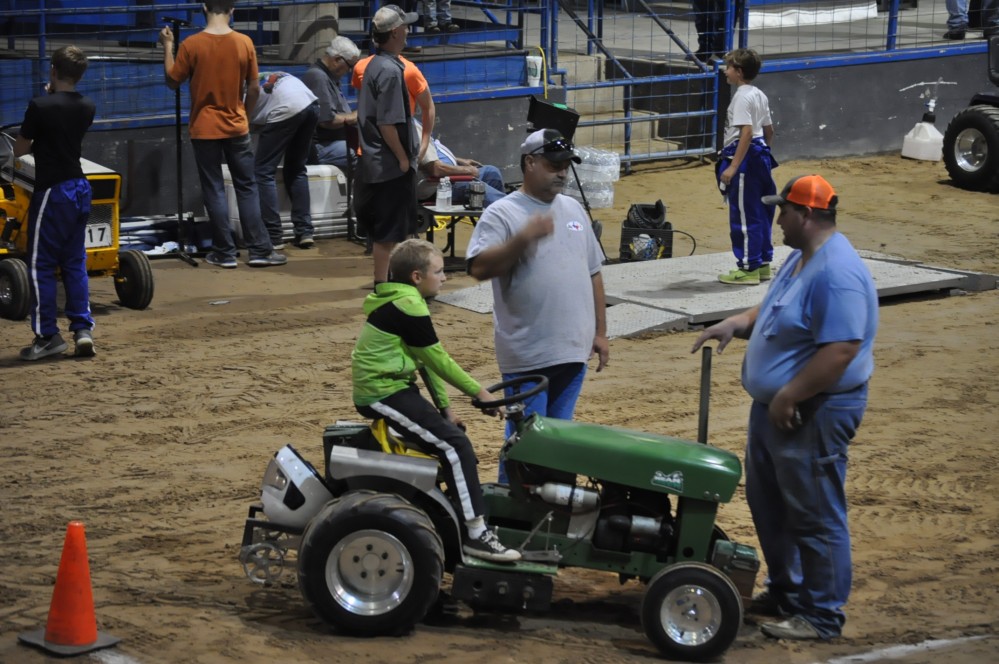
left=354, top=4, right=419, bottom=285
left=300, top=36, right=360, bottom=168
left=467, top=128, right=609, bottom=483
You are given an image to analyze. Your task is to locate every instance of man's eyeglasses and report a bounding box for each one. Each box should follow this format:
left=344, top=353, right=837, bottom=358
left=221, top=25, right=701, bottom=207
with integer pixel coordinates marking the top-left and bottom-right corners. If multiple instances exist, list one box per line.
left=529, top=138, right=573, bottom=155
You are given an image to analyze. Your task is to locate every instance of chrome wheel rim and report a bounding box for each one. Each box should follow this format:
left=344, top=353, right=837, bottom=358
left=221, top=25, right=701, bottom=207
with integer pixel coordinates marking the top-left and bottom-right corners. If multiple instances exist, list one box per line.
left=954, top=127, right=987, bottom=173
left=326, top=529, right=414, bottom=616
left=660, top=584, right=723, bottom=647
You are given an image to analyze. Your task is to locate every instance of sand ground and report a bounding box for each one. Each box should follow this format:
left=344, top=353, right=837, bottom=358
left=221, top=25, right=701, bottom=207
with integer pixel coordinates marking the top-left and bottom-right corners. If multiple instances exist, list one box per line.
left=1, top=154, right=997, bottom=664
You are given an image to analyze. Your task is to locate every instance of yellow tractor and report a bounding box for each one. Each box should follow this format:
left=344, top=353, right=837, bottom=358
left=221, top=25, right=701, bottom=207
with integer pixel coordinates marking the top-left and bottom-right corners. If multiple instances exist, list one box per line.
left=0, top=130, right=153, bottom=321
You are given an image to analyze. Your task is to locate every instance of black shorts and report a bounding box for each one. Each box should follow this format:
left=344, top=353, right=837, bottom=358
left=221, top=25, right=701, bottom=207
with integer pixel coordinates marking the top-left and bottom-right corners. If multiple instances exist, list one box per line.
left=354, top=170, right=417, bottom=243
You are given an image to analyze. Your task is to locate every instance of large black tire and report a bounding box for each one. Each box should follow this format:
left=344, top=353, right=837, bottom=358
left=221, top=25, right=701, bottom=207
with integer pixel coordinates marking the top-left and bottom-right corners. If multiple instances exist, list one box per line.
left=0, top=257, right=29, bottom=320
left=943, top=105, right=999, bottom=193
left=298, top=490, right=444, bottom=637
left=114, top=249, right=154, bottom=310
left=641, top=562, right=743, bottom=662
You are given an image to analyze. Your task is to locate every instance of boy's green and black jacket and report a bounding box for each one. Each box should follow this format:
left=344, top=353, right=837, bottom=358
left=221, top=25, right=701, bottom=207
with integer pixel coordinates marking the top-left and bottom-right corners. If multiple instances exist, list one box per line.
left=352, top=282, right=481, bottom=408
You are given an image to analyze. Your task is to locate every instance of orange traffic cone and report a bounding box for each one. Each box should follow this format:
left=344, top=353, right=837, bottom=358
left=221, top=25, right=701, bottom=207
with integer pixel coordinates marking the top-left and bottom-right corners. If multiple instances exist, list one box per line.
left=18, top=521, right=120, bottom=656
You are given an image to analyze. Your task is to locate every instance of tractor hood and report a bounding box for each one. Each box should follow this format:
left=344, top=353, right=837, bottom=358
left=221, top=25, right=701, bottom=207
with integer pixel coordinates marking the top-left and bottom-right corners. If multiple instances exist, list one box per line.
left=506, top=416, right=742, bottom=503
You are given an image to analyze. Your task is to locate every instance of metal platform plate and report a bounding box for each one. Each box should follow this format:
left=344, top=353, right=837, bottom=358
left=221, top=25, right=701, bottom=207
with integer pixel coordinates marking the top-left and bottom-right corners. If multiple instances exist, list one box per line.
left=438, top=250, right=997, bottom=335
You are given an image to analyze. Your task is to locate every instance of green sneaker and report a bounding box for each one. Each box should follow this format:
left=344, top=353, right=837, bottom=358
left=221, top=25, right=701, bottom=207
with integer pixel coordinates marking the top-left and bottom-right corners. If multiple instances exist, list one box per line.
left=759, top=264, right=772, bottom=281
left=718, top=268, right=761, bottom=285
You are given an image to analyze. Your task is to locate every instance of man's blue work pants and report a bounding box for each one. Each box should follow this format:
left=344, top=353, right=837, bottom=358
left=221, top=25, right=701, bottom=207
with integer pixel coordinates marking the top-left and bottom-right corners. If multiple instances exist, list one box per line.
left=745, top=384, right=868, bottom=639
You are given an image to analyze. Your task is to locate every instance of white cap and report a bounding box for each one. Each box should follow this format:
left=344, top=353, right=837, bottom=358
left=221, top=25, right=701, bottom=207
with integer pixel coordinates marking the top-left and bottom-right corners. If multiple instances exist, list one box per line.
left=372, top=4, right=418, bottom=32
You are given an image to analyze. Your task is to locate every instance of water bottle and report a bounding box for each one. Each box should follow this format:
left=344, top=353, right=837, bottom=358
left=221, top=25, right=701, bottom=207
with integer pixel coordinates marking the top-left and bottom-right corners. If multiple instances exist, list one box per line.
left=436, top=176, right=452, bottom=208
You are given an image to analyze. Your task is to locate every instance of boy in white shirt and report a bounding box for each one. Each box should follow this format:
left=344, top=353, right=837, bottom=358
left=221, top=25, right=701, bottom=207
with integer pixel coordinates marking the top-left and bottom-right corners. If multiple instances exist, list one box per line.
left=717, top=48, right=778, bottom=285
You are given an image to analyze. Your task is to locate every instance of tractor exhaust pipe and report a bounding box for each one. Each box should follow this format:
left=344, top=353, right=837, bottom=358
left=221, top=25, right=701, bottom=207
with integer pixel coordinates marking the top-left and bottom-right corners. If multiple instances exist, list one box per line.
left=697, top=346, right=711, bottom=444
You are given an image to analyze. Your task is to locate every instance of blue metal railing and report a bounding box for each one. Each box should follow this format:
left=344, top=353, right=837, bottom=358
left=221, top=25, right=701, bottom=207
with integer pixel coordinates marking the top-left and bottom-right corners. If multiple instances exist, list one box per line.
left=0, top=0, right=985, bottom=157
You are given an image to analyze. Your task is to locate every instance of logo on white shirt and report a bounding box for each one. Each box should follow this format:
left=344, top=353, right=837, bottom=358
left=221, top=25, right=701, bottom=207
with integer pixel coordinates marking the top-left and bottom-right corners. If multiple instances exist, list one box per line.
left=566, top=220, right=584, bottom=231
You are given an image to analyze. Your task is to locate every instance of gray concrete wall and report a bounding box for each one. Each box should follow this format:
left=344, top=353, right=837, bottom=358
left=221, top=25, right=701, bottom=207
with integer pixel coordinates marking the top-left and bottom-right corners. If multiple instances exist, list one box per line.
left=428, top=96, right=546, bottom=186
left=83, top=126, right=200, bottom=220
left=762, top=53, right=989, bottom=160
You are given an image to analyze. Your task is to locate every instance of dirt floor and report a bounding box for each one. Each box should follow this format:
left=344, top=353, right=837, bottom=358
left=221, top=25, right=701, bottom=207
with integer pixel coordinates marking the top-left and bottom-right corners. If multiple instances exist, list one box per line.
left=1, top=153, right=997, bottom=664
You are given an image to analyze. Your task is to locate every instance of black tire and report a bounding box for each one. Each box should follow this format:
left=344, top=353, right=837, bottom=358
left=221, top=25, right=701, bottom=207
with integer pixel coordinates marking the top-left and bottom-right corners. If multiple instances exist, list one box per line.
left=114, top=249, right=154, bottom=310
left=0, top=257, right=29, bottom=320
left=298, top=490, right=444, bottom=637
left=641, top=562, right=743, bottom=662
left=943, top=105, right=999, bottom=193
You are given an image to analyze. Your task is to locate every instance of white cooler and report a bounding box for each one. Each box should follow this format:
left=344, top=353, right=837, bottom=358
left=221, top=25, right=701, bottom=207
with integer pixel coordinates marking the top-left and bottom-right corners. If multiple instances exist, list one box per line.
left=221, top=164, right=350, bottom=243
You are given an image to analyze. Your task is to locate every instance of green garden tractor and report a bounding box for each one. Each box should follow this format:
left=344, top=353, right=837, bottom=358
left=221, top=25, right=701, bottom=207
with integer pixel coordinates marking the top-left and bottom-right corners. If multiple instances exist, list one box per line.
left=240, top=373, right=759, bottom=661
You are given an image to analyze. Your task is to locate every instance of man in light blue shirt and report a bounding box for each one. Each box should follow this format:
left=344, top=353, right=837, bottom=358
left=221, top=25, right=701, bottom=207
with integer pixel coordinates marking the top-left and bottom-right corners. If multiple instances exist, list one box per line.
left=692, top=174, right=878, bottom=642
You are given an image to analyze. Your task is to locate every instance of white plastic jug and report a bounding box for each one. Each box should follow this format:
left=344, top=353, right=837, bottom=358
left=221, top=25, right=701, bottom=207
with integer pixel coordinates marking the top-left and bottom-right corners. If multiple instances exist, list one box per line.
left=901, top=121, right=943, bottom=162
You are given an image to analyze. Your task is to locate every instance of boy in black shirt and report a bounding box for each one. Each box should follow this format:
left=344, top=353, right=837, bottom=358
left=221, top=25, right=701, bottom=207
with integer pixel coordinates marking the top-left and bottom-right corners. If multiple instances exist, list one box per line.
left=15, top=45, right=96, bottom=360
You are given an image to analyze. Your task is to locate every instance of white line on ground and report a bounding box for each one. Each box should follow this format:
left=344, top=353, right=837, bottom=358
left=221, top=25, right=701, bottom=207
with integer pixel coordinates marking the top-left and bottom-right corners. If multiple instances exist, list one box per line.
left=815, top=635, right=991, bottom=664
left=92, top=650, right=144, bottom=664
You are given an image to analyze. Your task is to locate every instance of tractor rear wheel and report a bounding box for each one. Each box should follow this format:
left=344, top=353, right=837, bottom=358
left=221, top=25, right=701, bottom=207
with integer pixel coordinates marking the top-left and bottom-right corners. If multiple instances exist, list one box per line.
left=0, top=257, right=29, bottom=320
left=642, top=562, right=743, bottom=662
left=943, top=105, right=999, bottom=193
left=298, top=490, right=444, bottom=636
left=114, top=249, right=154, bottom=310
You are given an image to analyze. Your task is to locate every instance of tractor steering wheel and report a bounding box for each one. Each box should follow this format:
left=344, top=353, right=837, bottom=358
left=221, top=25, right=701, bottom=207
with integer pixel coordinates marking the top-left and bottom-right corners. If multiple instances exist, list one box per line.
left=471, top=375, right=549, bottom=409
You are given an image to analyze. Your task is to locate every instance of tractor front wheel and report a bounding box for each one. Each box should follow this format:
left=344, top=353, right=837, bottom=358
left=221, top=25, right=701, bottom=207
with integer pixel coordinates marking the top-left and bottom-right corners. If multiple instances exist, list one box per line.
left=114, top=249, right=154, bottom=310
left=943, top=105, right=999, bottom=193
left=298, top=490, right=444, bottom=637
left=641, top=562, right=743, bottom=662
left=0, top=257, right=29, bottom=320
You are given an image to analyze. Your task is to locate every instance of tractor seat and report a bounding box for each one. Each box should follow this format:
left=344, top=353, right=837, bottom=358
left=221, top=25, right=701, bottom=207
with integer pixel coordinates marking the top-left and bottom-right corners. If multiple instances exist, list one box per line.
left=370, top=418, right=436, bottom=461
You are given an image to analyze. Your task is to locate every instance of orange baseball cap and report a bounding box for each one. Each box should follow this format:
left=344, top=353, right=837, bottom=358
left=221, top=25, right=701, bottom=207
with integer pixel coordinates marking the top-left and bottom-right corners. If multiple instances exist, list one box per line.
left=762, top=175, right=838, bottom=210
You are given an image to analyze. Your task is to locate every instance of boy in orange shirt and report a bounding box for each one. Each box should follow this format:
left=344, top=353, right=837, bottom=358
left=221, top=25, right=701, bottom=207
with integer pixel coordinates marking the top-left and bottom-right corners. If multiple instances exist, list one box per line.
left=159, top=0, right=285, bottom=268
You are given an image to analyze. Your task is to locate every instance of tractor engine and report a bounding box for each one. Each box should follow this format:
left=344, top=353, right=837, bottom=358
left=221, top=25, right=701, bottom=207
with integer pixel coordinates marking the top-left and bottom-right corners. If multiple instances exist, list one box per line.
left=591, top=484, right=675, bottom=557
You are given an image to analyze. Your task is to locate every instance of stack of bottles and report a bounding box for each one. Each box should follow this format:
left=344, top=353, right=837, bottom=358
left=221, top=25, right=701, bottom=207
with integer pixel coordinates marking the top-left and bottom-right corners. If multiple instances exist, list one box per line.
left=564, top=146, right=620, bottom=209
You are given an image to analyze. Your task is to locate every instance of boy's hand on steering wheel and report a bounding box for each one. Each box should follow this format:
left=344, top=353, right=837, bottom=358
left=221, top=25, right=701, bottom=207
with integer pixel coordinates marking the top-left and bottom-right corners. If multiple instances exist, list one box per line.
left=475, top=388, right=501, bottom=418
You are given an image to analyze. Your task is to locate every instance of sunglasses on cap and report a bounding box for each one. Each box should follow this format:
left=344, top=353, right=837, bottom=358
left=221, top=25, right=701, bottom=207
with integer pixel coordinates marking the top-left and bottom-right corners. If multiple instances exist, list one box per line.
left=529, top=138, right=573, bottom=155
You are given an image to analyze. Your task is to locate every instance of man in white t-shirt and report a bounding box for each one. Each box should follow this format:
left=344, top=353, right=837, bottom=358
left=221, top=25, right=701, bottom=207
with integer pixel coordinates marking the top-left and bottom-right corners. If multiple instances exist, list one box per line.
left=250, top=72, right=320, bottom=248
left=466, top=128, right=609, bottom=483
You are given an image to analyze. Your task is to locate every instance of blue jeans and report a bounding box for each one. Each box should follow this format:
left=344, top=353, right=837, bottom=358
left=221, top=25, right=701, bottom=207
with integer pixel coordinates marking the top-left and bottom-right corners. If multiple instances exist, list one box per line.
left=745, top=385, right=868, bottom=639
left=497, top=362, right=587, bottom=483
left=985, top=0, right=999, bottom=28
left=192, top=135, right=272, bottom=260
left=256, top=102, right=319, bottom=243
left=314, top=140, right=351, bottom=169
left=451, top=165, right=506, bottom=208
left=423, top=0, right=452, bottom=24
left=945, top=0, right=968, bottom=26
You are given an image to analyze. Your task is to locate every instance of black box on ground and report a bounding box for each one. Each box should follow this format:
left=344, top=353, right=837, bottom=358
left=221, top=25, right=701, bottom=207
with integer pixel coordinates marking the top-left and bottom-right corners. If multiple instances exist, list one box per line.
left=619, top=224, right=674, bottom=262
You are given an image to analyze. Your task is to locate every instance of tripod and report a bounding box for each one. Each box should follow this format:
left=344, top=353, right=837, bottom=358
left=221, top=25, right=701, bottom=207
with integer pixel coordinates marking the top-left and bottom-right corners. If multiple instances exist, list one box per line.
left=161, top=15, right=199, bottom=267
